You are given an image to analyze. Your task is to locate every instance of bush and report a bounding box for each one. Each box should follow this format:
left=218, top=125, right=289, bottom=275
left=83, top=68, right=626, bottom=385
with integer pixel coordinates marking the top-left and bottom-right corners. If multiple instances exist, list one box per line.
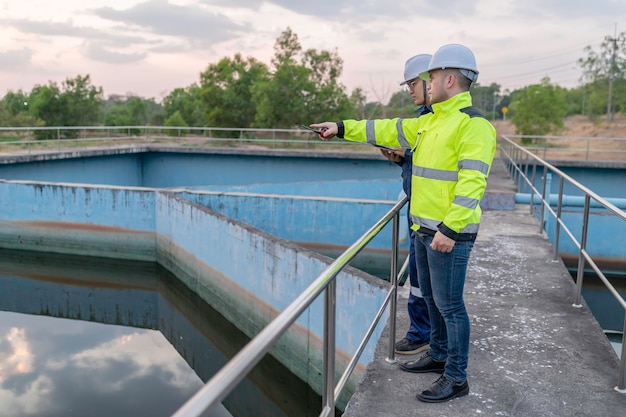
left=164, top=111, right=188, bottom=136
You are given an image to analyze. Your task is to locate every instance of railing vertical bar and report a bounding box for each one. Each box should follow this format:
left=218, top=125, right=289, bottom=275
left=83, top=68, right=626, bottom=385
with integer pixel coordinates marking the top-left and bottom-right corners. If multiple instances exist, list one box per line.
left=511, top=147, right=517, bottom=185
left=618, top=319, right=626, bottom=391
left=539, top=165, right=548, bottom=233
left=573, top=195, right=591, bottom=307
left=386, top=211, right=400, bottom=363
left=553, top=177, right=565, bottom=262
left=529, top=160, right=537, bottom=215
left=322, top=280, right=337, bottom=413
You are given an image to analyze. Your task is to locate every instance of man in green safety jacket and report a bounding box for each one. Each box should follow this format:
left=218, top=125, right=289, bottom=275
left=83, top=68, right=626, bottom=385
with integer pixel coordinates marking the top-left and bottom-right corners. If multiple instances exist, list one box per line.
left=310, top=43, right=496, bottom=403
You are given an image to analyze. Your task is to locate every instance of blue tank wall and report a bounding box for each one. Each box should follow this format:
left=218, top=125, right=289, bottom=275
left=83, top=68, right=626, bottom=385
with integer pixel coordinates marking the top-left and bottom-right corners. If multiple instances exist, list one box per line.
left=517, top=165, right=625, bottom=199
left=0, top=151, right=396, bottom=407
left=141, top=151, right=401, bottom=188
left=513, top=164, right=626, bottom=269
left=0, top=153, right=144, bottom=185
left=0, top=149, right=402, bottom=188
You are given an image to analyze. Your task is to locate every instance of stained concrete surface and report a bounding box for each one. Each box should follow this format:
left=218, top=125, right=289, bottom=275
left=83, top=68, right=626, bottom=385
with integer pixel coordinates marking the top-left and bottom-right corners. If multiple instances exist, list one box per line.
left=342, top=160, right=626, bottom=417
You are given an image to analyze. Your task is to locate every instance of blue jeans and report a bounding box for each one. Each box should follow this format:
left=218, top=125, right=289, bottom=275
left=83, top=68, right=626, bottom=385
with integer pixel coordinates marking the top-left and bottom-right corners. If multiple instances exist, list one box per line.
left=406, top=228, right=431, bottom=343
left=402, top=150, right=430, bottom=344
left=415, top=233, right=474, bottom=383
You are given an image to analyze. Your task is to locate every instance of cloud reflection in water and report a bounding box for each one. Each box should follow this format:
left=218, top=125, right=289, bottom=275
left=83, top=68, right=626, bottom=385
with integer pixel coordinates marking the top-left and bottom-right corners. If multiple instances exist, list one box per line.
left=0, top=311, right=203, bottom=417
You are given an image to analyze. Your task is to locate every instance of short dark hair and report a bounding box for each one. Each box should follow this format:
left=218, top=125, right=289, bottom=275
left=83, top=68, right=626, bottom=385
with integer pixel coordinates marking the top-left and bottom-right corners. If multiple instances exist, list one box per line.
left=445, top=69, right=472, bottom=91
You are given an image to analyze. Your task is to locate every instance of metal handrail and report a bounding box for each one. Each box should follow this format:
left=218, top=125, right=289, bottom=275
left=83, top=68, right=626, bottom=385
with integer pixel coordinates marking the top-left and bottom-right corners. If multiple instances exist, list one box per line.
left=504, top=134, right=626, bottom=162
left=0, top=125, right=381, bottom=154
left=500, top=135, right=626, bottom=392
left=172, top=196, right=408, bottom=417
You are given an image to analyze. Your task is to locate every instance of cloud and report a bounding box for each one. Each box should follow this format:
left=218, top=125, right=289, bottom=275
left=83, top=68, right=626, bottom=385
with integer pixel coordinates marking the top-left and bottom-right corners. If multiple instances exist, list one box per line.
left=0, top=48, right=32, bottom=71
left=92, top=0, right=248, bottom=46
left=2, top=18, right=154, bottom=45
left=84, top=42, right=148, bottom=64
left=510, top=0, right=626, bottom=18
left=202, top=0, right=472, bottom=20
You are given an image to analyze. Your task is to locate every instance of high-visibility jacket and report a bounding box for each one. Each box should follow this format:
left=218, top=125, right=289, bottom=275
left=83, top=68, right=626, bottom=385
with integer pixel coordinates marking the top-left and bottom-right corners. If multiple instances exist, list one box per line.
left=340, top=91, right=496, bottom=241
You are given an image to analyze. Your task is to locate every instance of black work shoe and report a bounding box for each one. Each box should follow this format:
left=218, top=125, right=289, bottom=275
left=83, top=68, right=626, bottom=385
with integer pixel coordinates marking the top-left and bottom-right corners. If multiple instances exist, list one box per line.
left=399, top=351, right=445, bottom=373
left=394, top=338, right=430, bottom=355
left=417, top=374, right=469, bottom=403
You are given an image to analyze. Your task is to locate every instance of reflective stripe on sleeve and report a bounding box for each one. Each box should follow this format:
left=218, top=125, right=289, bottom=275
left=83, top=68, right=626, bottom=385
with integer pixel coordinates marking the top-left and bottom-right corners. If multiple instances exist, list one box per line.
left=453, top=195, right=480, bottom=210
left=366, top=120, right=376, bottom=145
left=459, top=159, right=490, bottom=175
left=396, top=119, right=411, bottom=148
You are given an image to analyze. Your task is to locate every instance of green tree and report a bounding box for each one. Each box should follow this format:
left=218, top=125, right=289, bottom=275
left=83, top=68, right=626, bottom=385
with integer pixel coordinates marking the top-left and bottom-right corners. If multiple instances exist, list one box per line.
left=384, top=90, right=419, bottom=118
left=301, top=47, right=354, bottom=122
left=578, top=32, right=626, bottom=82
left=200, top=53, right=269, bottom=128
left=28, top=83, right=64, bottom=139
left=253, top=28, right=310, bottom=128
left=0, top=90, right=43, bottom=127
left=1, top=90, right=30, bottom=116
left=348, top=87, right=368, bottom=119
left=163, top=85, right=205, bottom=127
left=164, top=110, right=188, bottom=135
left=62, top=75, right=103, bottom=128
left=105, top=95, right=164, bottom=126
left=578, top=32, right=626, bottom=119
left=104, top=103, right=132, bottom=127
left=28, top=75, right=103, bottom=138
left=252, top=27, right=354, bottom=128
left=509, top=77, right=567, bottom=141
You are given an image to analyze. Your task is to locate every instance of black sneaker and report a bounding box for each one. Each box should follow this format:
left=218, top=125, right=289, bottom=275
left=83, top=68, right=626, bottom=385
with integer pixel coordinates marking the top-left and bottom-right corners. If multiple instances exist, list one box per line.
left=399, top=351, right=445, bottom=373
left=417, top=374, right=469, bottom=403
left=394, top=338, right=429, bottom=355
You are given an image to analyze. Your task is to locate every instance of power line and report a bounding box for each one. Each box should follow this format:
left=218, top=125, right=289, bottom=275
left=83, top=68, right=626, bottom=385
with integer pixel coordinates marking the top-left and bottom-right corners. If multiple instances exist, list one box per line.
left=485, top=35, right=605, bottom=66
left=496, top=62, right=578, bottom=81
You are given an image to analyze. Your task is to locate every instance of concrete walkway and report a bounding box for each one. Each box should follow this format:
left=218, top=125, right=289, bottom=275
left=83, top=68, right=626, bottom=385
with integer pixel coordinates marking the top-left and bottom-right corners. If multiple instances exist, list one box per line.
left=343, top=160, right=626, bottom=417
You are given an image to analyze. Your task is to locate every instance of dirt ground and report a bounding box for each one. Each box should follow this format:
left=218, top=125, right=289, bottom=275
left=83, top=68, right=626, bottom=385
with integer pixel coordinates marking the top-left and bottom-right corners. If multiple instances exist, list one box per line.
left=493, top=113, right=626, bottom=162
left=492, top=113, right=626, bottom=138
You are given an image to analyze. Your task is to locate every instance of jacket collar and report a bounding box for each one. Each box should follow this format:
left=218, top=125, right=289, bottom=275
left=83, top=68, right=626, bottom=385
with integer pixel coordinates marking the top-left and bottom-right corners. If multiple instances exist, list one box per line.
left=431, top=91, right=472, bottom=114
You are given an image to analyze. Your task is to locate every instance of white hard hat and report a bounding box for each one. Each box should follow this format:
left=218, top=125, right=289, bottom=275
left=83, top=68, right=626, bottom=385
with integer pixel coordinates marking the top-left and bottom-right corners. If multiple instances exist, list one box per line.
left=419, top=43, right=479, bottom=83
left=399, top=54, right=432, bottom=86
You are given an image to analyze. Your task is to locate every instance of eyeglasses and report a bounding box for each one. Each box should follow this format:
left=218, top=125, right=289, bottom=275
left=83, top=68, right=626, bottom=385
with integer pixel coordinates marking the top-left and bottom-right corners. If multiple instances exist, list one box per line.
left=406, top=79, right=421, bottom=90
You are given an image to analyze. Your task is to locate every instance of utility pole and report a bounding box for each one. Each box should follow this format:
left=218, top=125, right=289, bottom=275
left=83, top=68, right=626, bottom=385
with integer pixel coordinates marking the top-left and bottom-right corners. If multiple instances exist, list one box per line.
left=605, top=23, right=624, bottom=122
left=606, top=25, right=618, bottom=122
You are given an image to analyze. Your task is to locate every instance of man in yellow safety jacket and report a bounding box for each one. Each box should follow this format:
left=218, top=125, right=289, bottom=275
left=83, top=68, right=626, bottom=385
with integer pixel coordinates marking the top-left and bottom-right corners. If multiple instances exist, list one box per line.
left=311, top=43, right=496, bottom=403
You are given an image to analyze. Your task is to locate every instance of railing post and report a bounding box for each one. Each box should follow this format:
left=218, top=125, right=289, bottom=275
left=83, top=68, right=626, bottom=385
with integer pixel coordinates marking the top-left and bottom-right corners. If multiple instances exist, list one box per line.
left=552, top=177, right=565, bottom=262
left=539, top=169, right=549, bottom=233
left=512, top=148, right=519, bottom=186
left=386, top=211, right=400, bottom=364
left=573, top=195, right=591, bottom=307
left=322, top=280, right=337, bottom=414
left=617, top=319, right=626, bottom=392
left=526, top=160, right=541, bottom=216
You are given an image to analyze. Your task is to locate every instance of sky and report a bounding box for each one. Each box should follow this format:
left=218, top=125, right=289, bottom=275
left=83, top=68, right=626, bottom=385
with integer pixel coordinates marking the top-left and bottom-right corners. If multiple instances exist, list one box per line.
left=1, top=0, right=625, bottom=103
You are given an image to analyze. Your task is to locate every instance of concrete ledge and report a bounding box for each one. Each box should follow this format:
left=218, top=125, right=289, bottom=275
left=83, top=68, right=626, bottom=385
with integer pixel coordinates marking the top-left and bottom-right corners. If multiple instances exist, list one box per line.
left=342, top=206, right=626, bottom=417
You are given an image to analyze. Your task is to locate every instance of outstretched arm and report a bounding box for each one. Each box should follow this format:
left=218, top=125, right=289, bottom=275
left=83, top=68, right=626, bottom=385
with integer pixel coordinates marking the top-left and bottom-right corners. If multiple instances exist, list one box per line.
left=310, top=122, right=337, bottom=140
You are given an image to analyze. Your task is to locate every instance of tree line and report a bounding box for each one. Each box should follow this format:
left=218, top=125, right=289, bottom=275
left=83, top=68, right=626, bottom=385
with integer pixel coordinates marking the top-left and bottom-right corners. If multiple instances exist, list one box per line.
left=1, top=28, right=625, bottom=139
